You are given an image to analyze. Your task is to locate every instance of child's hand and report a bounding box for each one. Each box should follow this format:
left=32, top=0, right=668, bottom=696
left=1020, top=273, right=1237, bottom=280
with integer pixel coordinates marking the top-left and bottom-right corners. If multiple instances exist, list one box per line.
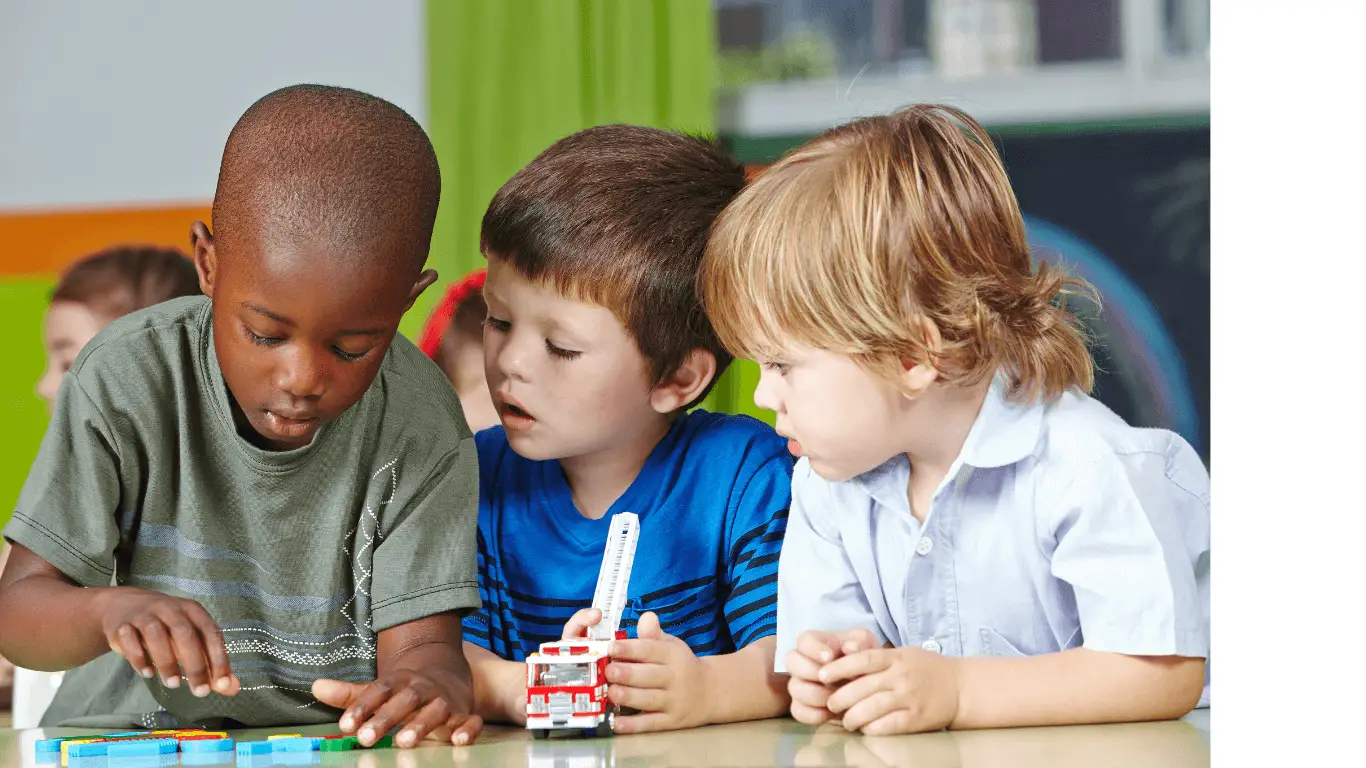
left=97, top=587, right=239, bottom=698
left=784, top=628, right=881, bottom=725
left=313, top=671, right=483, bottom=748
left=605, top=612, right=709, bottom=733
left=561, top=607, right=606, bottom=639
left=818, top=646, right=960, bottom=735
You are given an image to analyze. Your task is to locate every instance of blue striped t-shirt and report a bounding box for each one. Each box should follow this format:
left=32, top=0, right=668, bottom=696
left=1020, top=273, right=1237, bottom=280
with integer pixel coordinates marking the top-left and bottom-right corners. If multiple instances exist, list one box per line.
left=463, top=410, right=794, bottom=660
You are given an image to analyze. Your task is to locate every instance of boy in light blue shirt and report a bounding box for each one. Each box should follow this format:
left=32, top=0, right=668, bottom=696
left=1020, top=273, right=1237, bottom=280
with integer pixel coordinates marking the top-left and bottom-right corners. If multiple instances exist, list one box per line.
left=698, top=105, right=1209, bottom=734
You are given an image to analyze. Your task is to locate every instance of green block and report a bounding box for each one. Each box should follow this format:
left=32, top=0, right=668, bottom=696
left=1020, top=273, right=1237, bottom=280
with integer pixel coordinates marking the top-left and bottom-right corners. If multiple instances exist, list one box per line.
left=320, top=738, right=357, bottom=752
left=369, top=735, right=393, bottom=749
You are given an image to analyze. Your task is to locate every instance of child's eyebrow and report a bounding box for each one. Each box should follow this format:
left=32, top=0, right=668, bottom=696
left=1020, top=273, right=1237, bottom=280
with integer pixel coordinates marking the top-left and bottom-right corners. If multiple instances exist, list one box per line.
left=243, top=301, right=384, bottom=336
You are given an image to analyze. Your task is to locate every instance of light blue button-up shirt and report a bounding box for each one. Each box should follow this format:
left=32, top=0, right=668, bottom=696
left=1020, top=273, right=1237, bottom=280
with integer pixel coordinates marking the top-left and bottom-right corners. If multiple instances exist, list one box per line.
left=774, top=377, right=1210, bottom=707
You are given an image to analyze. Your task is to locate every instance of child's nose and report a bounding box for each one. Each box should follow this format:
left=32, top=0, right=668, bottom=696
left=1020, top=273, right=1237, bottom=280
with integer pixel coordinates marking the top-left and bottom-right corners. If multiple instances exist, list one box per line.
left=276, top=351, right=326, bottom=399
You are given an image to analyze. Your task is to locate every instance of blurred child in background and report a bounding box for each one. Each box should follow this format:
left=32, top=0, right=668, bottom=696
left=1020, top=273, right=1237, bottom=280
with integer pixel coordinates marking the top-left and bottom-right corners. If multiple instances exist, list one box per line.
left=418, top=268, right=498, bottom=433
left=2, top=244, right=200, bottom=726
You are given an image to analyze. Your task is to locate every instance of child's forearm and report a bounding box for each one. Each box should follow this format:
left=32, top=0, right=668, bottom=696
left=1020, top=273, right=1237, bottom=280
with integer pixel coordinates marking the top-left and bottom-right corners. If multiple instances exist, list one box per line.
left=0, top=547, right=115, bottom=670
left=951, top=648, right=1206, bottom=730
left=462, top=641, right=528, bottom=725
left=700, top=636, right=790, bottom=724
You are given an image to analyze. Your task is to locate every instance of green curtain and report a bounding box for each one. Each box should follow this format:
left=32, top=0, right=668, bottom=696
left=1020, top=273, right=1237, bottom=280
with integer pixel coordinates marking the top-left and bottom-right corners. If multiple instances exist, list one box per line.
left=411, top=0, right=768, bottom=424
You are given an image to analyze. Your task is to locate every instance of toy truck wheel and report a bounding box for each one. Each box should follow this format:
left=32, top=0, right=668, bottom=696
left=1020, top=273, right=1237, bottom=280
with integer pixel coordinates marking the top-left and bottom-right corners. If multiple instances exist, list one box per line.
left=593, top=721, right=612, bottom=738
left=531, top=729, right=549, bottom=740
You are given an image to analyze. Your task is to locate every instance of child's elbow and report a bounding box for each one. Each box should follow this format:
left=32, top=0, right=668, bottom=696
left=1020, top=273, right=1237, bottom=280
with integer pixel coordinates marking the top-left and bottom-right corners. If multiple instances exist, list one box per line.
left=1157, top=657, right=1207, bottom=719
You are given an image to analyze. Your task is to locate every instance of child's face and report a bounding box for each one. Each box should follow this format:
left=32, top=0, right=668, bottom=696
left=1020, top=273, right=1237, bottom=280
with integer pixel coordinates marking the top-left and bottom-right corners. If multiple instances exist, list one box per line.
left=481, top=257, right=664, bottom=462
left=36, top=300, right=107, bottom=411
left=195, top=223, right=431, bottom=451
left=754, top=341, right=911, bottom=482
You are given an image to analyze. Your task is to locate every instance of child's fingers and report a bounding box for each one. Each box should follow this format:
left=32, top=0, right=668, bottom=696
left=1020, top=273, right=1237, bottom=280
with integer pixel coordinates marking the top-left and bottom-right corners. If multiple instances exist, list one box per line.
left=824, top=669, right=886, bottom=715
left=135, top=618, right=183, bottom=689
left=840, top=690, right=901, bottom=733
left=394, top=698, right=451, bottom=748
left=790, top=700, right=835, bottom=726
left=788, top=676, right=834, bottom=710
left=796, top=631, right=845, bottom=665
left=607, top=684, right=667, bottom=713
left=111, top=624, right=155, bottom=680
left=561, top=608, right=602, bottom=639
left=840, top=628, right=880, bottom=655
left=161, top=612, right=213, bottom=696
left=819, top=649, right=891, bottom=686
left=358, top=686, right=428, bottom=747
left=181, top=602, right=234, bottom=694
left=340, top=682, right=402, bottom=741
left=447, top=714, right=482, bottom=746
left=609, top=638, right=671, bottom=664
left=604, top=660, right=669, bottom=689
left=783, top=649, right=825, bottom=681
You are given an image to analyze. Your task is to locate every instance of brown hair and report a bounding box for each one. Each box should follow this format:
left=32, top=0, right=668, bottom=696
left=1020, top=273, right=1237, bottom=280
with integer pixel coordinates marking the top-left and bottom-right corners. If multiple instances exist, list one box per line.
left=481, top=124, right=746, bottom=408
left=52, top=245, right=202, bottom=321
left=700, top=104, right=1096, bottom=404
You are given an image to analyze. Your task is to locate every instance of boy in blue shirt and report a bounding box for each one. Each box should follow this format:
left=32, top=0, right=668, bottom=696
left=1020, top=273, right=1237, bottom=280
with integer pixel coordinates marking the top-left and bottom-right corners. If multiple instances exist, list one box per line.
left=463, top=125, right=795, bottom=734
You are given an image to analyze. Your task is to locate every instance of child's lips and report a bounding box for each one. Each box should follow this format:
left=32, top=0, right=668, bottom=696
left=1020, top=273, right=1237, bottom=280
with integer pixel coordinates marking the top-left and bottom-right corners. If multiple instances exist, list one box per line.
left=787, top=439, right=803, bottom=457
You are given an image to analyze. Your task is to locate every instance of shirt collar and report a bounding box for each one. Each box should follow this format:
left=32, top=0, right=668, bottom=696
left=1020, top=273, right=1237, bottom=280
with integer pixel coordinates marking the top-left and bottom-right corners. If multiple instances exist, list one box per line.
left=852, top=373, right=1045, bottom=502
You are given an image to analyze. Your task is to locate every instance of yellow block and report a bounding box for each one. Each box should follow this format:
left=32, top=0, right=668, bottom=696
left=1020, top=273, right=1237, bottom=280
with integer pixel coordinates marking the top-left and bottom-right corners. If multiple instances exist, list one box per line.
left=60, top=740, right=95, bottom=766
left=268, top=734, right=303, bottom=740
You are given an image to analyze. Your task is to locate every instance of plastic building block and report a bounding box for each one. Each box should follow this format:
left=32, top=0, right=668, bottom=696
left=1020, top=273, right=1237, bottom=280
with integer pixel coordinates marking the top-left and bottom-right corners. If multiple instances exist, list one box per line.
left=180, top=738, right=234, bottom=753
left=272, top=737, right=324, bottom=752
left=268, top=734, right=304, bottom=740
left=236, top=741, right=274, bottom=756
left=107, top=738, right=177, bottom=757
left=320, top=737, right=358, bottom=752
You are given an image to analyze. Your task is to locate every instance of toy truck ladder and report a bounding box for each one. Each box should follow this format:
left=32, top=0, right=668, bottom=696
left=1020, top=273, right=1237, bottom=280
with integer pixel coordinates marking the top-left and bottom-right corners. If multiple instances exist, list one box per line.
left=589, top=512, right=639, bottom=642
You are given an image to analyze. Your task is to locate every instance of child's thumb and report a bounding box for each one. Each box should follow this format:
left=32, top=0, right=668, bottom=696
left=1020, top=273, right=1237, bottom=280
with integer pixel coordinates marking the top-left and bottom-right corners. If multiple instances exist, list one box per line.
left=638, top=611, right=666, bottom=640
left=312, top=678, right=365, bottom=709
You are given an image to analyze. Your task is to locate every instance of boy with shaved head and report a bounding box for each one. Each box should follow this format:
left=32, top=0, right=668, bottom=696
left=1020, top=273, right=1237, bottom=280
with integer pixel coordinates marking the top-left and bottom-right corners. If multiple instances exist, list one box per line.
left=0, top=85, right=483, bottom=747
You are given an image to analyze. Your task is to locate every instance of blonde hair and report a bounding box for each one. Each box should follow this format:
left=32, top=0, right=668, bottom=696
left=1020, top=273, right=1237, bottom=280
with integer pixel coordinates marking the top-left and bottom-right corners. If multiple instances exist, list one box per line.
left=699, top=104, right=1096, bottom=403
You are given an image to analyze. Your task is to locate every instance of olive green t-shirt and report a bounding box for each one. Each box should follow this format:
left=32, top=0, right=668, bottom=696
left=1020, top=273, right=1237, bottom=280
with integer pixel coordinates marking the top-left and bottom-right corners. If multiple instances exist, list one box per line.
left=3, top=296, right=480, bottom=728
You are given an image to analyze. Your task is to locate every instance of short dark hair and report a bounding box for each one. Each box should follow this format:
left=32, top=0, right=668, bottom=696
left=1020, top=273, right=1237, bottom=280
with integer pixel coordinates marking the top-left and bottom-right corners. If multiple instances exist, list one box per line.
left=212, top=84, right=440, bottom=274
left=480, top=124, right=745, bottom=408
left=53, top=245, right=202, bottom=321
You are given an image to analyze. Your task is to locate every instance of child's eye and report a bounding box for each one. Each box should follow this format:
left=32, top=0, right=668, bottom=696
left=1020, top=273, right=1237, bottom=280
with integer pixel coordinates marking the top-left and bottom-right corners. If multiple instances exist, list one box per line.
left=332, top=346, right=370, bottom=362
left=762, top=361, right=791, bottom=375
left=484, top=316, right=511, bottom=333
left=546, top=340, right=582, bottom=361
left=245, top=328, right=283, bottom=347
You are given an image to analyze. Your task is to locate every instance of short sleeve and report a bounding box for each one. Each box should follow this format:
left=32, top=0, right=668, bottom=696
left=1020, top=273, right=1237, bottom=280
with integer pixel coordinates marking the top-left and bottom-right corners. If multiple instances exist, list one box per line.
left=721, top=453, right=793, bottom=651
left=370, top=434, right=482, bottom=631
left=773, top=460, right=887, bottom=673
left=4, top=376, right=123, bottom=587
left=459, top=528, right=528, bottom=659
left=1045, top=438, right=1210, bottom=658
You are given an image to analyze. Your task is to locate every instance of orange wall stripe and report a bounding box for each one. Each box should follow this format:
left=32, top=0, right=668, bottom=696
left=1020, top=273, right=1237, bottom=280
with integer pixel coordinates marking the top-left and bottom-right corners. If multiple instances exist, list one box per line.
left=0, top=204, right=212, bottom=277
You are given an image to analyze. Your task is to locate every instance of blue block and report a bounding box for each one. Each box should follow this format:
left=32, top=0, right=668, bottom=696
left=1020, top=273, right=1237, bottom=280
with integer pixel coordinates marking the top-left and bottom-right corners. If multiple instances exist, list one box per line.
left=35, top=739, right=69, bottom=755
left=107, top=738, right=177, bottom=757
left=236, top=741, right=273, bottom=756
left=104, top=753, right=176, bottom=768
left=271, top=738, right=323, bottom=753
left=182, top=752, right=234, bottom=767
left=182, top=739, right=235, bottom=753
left=67, top=742, right=111, bottom=758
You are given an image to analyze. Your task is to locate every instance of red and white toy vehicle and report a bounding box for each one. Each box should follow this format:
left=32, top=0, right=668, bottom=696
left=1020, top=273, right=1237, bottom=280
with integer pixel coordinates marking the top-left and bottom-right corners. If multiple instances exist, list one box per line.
left=526, top=512, right=639, bottom=739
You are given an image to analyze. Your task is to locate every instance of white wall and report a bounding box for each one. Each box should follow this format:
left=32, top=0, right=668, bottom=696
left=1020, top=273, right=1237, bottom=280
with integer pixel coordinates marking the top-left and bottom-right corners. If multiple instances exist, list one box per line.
left=0, top=0, right=426, bottom=210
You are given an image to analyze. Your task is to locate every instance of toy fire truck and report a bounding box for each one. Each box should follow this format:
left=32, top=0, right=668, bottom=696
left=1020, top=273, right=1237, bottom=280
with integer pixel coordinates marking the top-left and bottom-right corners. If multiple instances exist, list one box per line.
left=525, top=512, right=639, bottom=739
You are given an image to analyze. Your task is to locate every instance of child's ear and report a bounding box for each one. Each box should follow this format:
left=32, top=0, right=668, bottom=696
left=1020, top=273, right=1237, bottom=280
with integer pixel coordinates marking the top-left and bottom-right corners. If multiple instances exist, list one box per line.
left=649, top=348, right=717, bottom=414
left=405, top=269, right=440, bottom=310
left=190, top=222, right=218, bottom=298
left=900, top=315, right=942, bottom=397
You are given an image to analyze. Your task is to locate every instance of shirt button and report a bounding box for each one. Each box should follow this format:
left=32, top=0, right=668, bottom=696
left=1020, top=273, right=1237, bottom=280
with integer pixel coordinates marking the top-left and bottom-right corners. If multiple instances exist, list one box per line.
left=922, top=639, right=942, bottom=654
left=915, top=537, right=933, bottom=556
